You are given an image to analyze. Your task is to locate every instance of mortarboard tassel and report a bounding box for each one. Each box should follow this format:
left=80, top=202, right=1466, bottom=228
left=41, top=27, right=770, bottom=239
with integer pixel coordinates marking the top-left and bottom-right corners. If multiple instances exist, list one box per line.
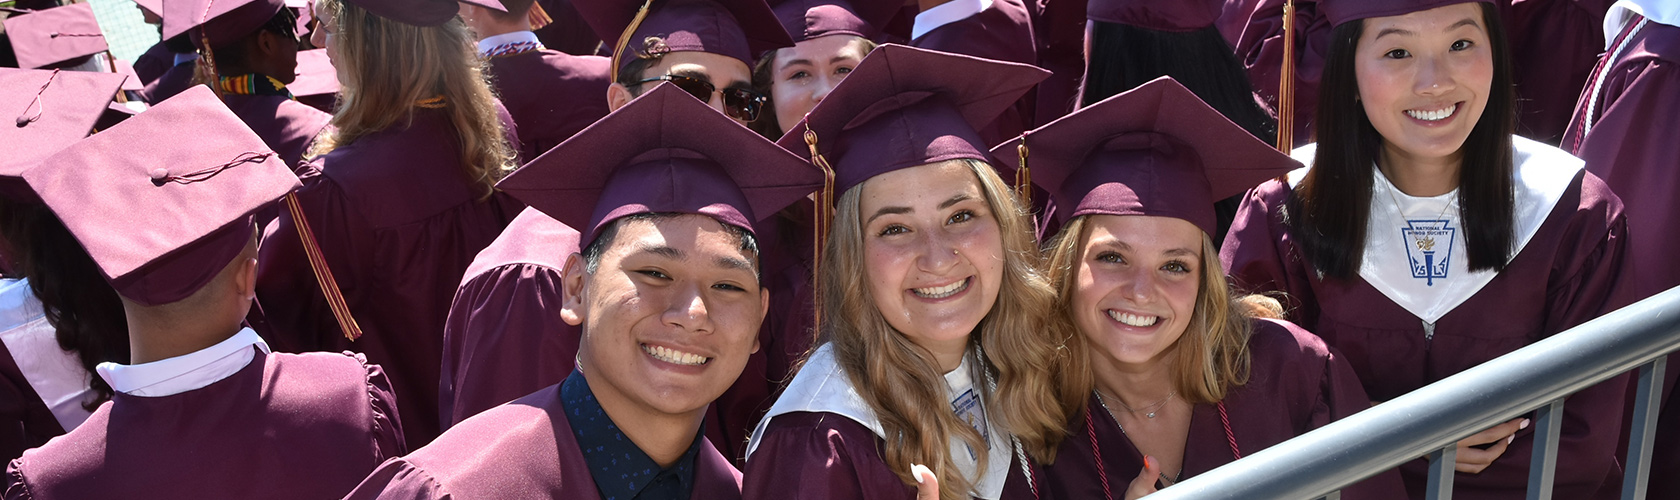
left=609, top=0, right=654, bottom=84
left=1275, top=0, right=1296, bottom=153
left=527, top=0, right=553, bottom=31
left=804, top=127, right=835, bottom=333
left=1015, top=134, right=1031, bottom=208
left=284, top=193, right=365, bottom=341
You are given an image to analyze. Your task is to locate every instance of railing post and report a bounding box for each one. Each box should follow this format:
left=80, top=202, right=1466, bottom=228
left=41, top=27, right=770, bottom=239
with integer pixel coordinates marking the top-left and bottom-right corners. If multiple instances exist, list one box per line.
left=1622, top=357, right=1666, bottom=500
left=1427, top=445, right=1456, bottom=500
left=1527, top=400, right=1565, bottom=499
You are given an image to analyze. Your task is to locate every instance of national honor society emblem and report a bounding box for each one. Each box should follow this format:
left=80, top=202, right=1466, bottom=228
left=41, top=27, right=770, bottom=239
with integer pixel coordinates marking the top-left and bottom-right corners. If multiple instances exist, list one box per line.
left=1402, top=219, right=1455, bottom=286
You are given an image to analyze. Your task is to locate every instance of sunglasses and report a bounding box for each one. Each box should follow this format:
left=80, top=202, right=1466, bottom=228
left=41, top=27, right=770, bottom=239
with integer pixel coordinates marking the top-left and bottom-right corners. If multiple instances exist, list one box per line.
left=632, top=74, right=766, bottom=122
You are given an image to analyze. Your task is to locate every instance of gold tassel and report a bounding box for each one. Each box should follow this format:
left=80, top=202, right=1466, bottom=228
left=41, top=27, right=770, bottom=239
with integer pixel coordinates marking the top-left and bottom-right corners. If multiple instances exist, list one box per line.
left=285, top=192, right=364, bottom=341
left=1275, top=0, right=1296, bottom=153
left=196, top=33, right=225, bottom=99
left=1015, top=140, right=1031, bottom=208
left=527, top=1, right=553, bottom=31
left=804, top=128, right=835, bottom=334
left=609, top=0, right=654, bottom=84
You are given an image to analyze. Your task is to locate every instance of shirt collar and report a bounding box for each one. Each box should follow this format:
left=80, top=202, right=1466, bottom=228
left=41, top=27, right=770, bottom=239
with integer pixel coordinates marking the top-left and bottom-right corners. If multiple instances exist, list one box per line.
left=173, top=52, right=198, bottom=66
left=96, top=327, right=270, bottom=398
left=561, top=369, right=702, bottom=500
left=476, top=30, right=543, bottom=58
left=0, top=279, right=43, bottom=332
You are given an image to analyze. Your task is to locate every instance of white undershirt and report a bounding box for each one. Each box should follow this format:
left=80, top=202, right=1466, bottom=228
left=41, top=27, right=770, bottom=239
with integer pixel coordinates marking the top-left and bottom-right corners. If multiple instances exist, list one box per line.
left=1605, top=0, right=1680, bottom=48
left=96, top=328, right=269, bottom=398
left=912, top=0, right=992, bottom=40
left=0, top=279, right=95, bottom=431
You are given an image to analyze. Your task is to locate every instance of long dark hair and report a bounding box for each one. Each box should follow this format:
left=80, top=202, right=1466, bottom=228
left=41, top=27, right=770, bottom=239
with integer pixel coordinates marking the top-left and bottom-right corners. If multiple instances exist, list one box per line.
left=1288, top=2, right=1515, bottom=279
left=0, top=199, right=130, bottom=410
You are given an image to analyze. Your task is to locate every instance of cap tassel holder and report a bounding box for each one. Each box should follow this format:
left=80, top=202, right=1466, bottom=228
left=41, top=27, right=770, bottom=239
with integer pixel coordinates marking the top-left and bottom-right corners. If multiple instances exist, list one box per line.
left=15, top=69, right=59, bottom=127
left=804, top=128, right=835, bottom=333
left=527, top=1, right=553, bottom=31
left=1015, top=135, right=1031, bottom=208
left=283, top=192, right=364, bottom=341
left=1274, top=0, right=1296, bottom=153
left=608, top=0, right=655, bottom=84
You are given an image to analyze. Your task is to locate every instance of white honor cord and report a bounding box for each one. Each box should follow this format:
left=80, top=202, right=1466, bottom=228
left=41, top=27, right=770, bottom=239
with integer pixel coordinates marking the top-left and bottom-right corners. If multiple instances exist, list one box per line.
left=978, top=345, right=1036, bottom=497
left=1583, top=17, right=1648, bottom=136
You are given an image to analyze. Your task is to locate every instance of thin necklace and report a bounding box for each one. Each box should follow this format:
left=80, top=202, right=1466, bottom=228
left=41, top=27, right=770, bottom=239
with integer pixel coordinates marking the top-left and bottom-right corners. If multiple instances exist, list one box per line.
left=1381, top=173, right=1456, bottom=222
left=1093, top=391, right=1182, bottom=485
left=1382, top=174, right=1456, bottom=256
left=1096, top=388, right=1175, bottom=419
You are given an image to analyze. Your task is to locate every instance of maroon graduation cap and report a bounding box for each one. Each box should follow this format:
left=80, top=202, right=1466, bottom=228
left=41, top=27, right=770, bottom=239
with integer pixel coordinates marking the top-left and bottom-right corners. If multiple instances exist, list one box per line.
left=774, top=43, right=1047, bottom=196
left=340, top=0, right=507, bottom=27
left=770, top=0, right=899, bottom=42
left=1086, top=0, right=1221, bottom=32
left=1323, top=0, right=1486, bottom=27
left=161, top=0, right=286, bottom=50
left=573, top=0, right=794, bottom=81
left=289, top=48, right=339, bottom=101
left=22, top=86, right=302, bottom=306
left=992, top=77, right=1300, bottom=235
left=497, top=83, right=823, bottom=244
left=2, top=3, right=109, bottom=69
left=0, top=68, right=126, bottom=203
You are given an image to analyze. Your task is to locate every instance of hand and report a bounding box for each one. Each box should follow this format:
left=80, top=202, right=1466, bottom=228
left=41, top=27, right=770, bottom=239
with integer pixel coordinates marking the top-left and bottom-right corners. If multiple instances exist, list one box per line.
left=913, top=464, right=939, bottom=500
left=1450, top=418, right=1528, bottom=474
left=1124, top=455, right=1162, bottom=500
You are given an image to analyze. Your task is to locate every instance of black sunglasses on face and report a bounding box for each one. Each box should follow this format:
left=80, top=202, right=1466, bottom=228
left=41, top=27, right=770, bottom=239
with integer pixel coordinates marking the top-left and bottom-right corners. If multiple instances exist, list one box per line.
left=632, top=74, right=766, bottom=122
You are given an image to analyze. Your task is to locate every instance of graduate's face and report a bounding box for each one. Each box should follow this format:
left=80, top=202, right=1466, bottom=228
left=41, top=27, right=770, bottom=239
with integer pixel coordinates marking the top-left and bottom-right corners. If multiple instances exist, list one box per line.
left=858, top=161, right=1004, bottom=369
left=618, top=51, right=755, bottom=125
left=564, top=216, right=766, bottom=418
left=1354, top=3, right=1494, bottom=167
left=1070, top=215, right=1203, bottom=369
left=769, top=35, right=868, bottom=135
left=310, top=1, right=344, bottom=83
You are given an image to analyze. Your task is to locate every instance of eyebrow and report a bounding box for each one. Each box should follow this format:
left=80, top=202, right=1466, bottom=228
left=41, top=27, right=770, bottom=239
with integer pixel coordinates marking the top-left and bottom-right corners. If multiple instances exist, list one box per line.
left=715, top=256, right=757, bottom=273
left=1092, top=239, right=1200, bottom=258
left=864, top=194, right=976, bottom=226
left=938, top=194, right=972, bottom=210
left=635, top=244, right=685, bottom=261
left=779, top=55, right=858, bottom=70
left=1375, top=17, right=1482, bottom=40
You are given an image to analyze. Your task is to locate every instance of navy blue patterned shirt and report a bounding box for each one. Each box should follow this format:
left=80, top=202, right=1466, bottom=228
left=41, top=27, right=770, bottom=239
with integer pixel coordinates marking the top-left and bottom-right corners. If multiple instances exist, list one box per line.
left=561, top=369, right=702, bottom=500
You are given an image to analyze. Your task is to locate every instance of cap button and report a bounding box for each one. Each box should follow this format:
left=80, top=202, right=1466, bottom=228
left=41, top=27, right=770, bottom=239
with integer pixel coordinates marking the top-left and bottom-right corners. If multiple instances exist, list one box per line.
left=149, top=168, right=171, bottom=186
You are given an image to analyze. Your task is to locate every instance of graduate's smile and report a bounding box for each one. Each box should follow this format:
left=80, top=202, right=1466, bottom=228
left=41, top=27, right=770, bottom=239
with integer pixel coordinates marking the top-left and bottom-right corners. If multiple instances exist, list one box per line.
left=1071, top=216, right=1203, bottom=367
left=640, top=342, right=713, bottom=368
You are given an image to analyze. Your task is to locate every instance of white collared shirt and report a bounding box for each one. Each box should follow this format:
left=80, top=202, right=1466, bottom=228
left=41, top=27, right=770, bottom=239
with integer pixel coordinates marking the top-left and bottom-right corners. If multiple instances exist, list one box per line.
left=477, top=30, right=543, bottom=57
left=97, top=328, right=269, bottom=398
left=0, top=279, right=96, bottom=431
left=912, top=0, right=993, bottom=40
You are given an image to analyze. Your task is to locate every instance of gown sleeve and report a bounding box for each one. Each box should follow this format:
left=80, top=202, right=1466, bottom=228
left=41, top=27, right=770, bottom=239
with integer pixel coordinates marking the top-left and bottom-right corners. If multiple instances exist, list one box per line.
left=1219, top=180, right=1320, bottom=324
left=362, top=353, right=409, bottom=461
left=341, top=458, right=450, bottom=500
left=252, top=161, right=371, bottom=354
left=3, top=459, right=33, bottom=500
left=438, top=262, right=577, bottom=428
left=743, top=412, right=912, bottom=500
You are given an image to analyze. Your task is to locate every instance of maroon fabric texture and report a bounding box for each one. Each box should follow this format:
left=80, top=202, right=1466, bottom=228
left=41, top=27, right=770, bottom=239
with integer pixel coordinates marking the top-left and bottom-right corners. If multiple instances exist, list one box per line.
left=140, top=64, right=196, bottom=104
left=1043, top=319, right=1406, bottom=500
left=0, top=342, right=63, bottom=465
left=497, top=83, right=822, bottom=243
left=485, top=49, right=612, bottom=161
left=993, top=77, right=1299, bottom=235
left=4, top=349, right=404, bottom=499
left=1321, top=0, right=1484, bottom=27
left=1217, top=0, right=1330, bottom=149
left=743, top=411, right=1045, bottom=500
left=0, top=68, right=125, bottom=203
left=908, top=0, right=1038, bottom=147
left=774, top=43, right=1047, bottom=195
left=131, top=42, right=178, bottom=86
left=1220, top=170, right=1636, bottom=499
left=1507, top=0, right=1612, bottom=145
left=346, top=382, right=743, bottom=499
left=253, top=106, right=524, bottom=448
left=1563, top=17, right=1680, bottom=499
left=1028, top=0, right=1087, bottom=127
left=2, top=4, right=107, bottom=70
left=1086, top=0, right=1219, bottom=31
left=574, top=0, right=795, bottom=74
left=25, top=86, right=298, bottom=307
left=771, top=0, right=900, bottom=41
left=533, top=0, right=604, bottom=56
left=289, top=48, right=339, bottom=113
left=221, top=93, right=331, bottom=169
left=162, top=0, right=283, bottom=48
left=438, top=207, right=580, bottom=429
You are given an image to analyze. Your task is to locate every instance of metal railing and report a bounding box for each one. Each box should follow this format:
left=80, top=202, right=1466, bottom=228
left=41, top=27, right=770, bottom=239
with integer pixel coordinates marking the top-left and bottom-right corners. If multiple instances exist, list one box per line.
left=1147, top=286, right=1680, bottom=500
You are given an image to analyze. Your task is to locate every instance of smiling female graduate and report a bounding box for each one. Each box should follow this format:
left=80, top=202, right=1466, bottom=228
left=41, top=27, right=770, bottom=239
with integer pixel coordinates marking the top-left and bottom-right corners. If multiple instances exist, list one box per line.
left=1218, top=1, right=1637, bottom=497
left=1001, top=77, right=1405, bottom=500
left=741, top=44, right=1078, bottom=500
left=343, top=83, right=824, bottom=500
left=4, top=86, right=404, bottom=500
left=251, top=0, right=520, bottom=449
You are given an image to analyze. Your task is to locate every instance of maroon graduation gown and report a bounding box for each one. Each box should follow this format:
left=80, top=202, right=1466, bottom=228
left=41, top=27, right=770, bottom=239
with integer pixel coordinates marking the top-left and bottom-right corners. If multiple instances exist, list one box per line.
left=1220, top=170, right=1635, bottom=499
left=1027, top=0, right=1087, bottom=127
left=485, top=49, right=611, bottom=160
left=437, top=207, right=579, bottom=429
left=253, top=107, right=523, bottom=448
left=130, top=42, right=176, bottom=87
left=1216, top=0, right=1332, bottom=149
left=139, top=63, right=194, bottom=105
left=344, top=383, right=743, bottom=500
left=3, top=349, right=404, bottom=499
left=1506, top=0, right=1614, bottom=145
left=1043, top=319, right=1405, bottom=500
left=910, top=0, right=1038, bottom=147
left=1563, top=16, right=1680, bottom=499
left=0, top=343, right=61, bottom=464
left=221, top=93, right=332, bottom=169
left=744, top=411, right=1045, bottom=500
left=532, top=0, right=604, bottom=56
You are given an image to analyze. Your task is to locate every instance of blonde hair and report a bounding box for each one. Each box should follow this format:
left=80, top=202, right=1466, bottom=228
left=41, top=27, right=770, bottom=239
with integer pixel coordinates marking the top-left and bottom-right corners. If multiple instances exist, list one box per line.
left=308, top=0, right=515, bottom=199
left=1043, top=215, right=1253, bottom=405
left=818, top=159, right=1078, bottom=499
